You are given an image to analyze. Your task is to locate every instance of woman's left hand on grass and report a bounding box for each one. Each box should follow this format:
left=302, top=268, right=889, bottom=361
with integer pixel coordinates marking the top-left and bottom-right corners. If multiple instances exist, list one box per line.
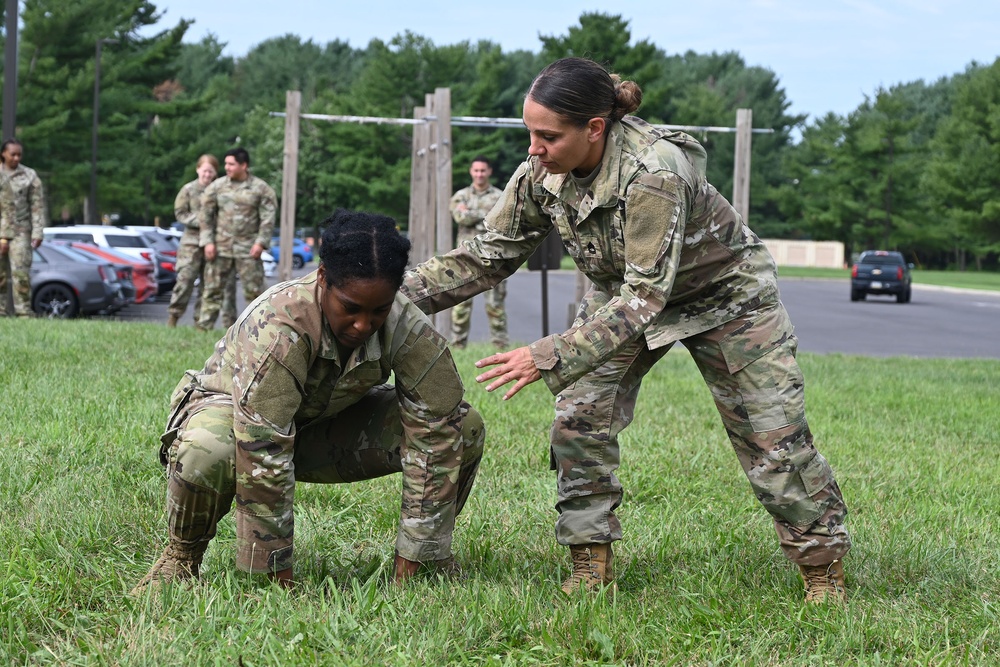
left=475, top=346, right=541, bottom=400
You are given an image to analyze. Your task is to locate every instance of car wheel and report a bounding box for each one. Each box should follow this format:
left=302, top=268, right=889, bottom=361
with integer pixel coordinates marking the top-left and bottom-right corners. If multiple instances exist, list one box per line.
left=850, top=289, right=865, bottom=302
left=33, top=283, right=79, bottom=318
left=902, top=286, right=912, bottom=303
left=292, top=255, right=305, bottom=270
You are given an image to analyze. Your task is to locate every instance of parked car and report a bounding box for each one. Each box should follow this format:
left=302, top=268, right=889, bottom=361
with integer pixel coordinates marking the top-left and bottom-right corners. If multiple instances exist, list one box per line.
left=269, top=236, right=314, bottom=269
left=125, top=225, right=183, bottom=251
left=127, top=229, right=179, bottom=294
left=44, top=226, right=178, bottom=296
left=48, top=241, right=138, bottom=306
left=850, top=250, right=913, bottom=303
left=30, top=243, right=128, bottom=318
left=67, top=242, right=158, bottom=304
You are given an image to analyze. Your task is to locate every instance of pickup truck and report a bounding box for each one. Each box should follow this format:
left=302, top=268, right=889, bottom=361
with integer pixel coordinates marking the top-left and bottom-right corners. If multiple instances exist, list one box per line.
left=850, top=250, right=912, bottom=303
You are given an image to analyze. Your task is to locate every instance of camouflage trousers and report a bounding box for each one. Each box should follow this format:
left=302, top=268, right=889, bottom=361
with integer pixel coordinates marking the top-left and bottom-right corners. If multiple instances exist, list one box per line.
left=551, top=301, right=851, bottom=567
left=197, top=255, right=264, bottom=330
left=158, top=385, right=485, bottom=573
left=0, top=237, right=34, bottom=317
left=450, top=279, right=508, bottom=349
left=167, top=242, right=204, bottom=319
left=168, top=243, right=238, bottom=325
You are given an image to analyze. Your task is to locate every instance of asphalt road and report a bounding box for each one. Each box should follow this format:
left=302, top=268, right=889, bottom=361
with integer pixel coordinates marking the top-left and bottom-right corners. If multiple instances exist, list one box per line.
left=117, top=268, right=1000, bottom=360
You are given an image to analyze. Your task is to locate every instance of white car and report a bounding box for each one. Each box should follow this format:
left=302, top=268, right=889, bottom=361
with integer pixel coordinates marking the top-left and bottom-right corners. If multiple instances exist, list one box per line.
left=44, top=225, right=177, bottom=295
left=44, top=225, right=158, bottom=264
left=262, top=250, right=276, bottom=277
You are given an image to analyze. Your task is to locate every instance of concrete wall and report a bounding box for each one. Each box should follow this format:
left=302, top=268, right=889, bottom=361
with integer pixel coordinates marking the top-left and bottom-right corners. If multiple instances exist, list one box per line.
left=761, top=239, right=845, bottom=268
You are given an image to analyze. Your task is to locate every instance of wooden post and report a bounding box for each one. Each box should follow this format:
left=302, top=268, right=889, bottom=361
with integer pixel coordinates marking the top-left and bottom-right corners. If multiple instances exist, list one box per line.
left=433, top=88, right=452, bottom=257
left=409, top=104, right=432, bottom=264
left=433, top=88, right=453, bottom=336
left=732, top=108, right=752, bottom=223
left=423, top=94, right=442, bottom=331
left=278, top=90, right=301, bottom=282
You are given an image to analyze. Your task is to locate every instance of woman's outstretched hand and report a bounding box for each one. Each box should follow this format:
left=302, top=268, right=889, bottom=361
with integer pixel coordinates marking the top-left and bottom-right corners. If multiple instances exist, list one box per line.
left=474, top=346, right=542, bottom=400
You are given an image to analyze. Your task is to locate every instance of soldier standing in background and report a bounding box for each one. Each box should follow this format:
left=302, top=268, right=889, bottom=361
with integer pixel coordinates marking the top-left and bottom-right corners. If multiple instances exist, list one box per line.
left=197, top=147, right=277, bottom=331
left=167, top=154, right=218, bottom=327
left=0, top=139, right=46, bottom=318
left=448, top=156, right=508, bottom=350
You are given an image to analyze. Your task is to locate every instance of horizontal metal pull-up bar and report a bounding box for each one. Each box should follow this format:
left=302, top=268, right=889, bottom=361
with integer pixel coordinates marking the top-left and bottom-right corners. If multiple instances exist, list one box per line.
left=267, top=111, right=774, bottom=134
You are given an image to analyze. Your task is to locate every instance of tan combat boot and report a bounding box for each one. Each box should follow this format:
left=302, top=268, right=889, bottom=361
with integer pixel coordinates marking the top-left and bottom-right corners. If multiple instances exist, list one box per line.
left=166, top=314, right=178, bottom=328
left=131, top=540, right=207, bottom=595
left=799, top=559, right=846, bottom=604
left=561, top=543, right=616, bottom=595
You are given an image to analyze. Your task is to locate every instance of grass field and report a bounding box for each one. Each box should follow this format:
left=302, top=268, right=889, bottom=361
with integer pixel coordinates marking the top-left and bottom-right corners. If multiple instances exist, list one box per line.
left=2, top=318, right=999, bottom=665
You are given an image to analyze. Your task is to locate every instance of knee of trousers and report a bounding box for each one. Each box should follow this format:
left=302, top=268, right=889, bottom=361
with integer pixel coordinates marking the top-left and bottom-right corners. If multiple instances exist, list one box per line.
left=459, top=402, right=486, bottom=462
left=165, top=422, right=236, bottom=541
left=168, top=409, right=237, bottom=496
left=746, top=446, right=840, bottom=527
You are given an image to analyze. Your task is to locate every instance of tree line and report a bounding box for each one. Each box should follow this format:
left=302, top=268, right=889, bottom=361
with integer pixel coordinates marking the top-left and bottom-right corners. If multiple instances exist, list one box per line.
left=2, top=1, right=998, bottom=269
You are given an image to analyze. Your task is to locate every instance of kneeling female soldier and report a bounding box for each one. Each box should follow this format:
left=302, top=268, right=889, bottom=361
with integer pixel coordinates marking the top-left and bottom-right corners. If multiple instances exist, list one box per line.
left=135, top=209, right=485, bottom=590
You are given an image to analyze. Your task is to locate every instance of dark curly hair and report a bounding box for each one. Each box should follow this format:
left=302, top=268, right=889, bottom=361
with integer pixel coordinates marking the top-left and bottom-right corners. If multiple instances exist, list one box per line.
left=318, top=209, right=411, bottom=290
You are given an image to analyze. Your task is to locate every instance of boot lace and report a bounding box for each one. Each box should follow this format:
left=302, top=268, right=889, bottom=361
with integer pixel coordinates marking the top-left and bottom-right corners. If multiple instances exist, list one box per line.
left=801, top=562, right=845, bottom=603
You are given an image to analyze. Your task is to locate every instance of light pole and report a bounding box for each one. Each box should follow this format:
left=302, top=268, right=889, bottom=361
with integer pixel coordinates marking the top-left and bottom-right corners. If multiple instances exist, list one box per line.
left=3, top=0, right=19, bottom=140
left=89, top=37, right=118, bottom=225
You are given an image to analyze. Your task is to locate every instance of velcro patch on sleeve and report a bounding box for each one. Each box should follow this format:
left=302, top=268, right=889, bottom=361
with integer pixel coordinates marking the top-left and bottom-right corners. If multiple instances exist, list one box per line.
left=623, top=173, right=685, bottom=273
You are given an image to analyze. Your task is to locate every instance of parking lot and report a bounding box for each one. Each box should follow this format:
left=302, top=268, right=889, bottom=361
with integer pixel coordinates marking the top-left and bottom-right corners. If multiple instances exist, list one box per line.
left=110, top=267, right=1000, bottom=360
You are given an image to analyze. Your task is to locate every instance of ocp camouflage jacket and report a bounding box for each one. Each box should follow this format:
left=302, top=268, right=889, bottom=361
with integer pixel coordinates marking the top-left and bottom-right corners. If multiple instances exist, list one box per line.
left=402, top=116, right=780, bottom=394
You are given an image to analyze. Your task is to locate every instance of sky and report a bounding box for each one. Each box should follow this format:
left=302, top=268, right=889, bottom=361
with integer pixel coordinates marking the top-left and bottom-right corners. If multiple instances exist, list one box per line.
left=146, top=0, right=999, bottom=123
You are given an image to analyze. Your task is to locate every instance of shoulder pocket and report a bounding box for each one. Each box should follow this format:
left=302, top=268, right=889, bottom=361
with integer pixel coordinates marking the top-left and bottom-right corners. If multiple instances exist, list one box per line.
left=623, top=173, right=685, bottom=274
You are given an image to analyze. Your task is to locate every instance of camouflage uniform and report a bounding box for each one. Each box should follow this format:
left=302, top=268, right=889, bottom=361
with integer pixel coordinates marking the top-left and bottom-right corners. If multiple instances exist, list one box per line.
left=0, top=165, right=46, bottom=317
left=197, top=173, right=276, bottom=330
left=167, top=180, right=238, bottom=326
left=167, top=179, right=208, bottom=320
left=403, top=117, right=850, bottom=567
left=449, top=183, right=508, bottom=349
left=157, top=271, right=485, bottom=573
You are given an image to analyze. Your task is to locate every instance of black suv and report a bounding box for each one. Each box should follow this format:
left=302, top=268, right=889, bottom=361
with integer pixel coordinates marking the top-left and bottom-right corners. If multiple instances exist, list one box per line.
left=850, top=250, right=913, bottom=303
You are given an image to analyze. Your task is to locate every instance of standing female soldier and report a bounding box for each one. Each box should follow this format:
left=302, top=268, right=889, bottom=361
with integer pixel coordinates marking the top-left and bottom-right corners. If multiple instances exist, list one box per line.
left=167, top=154, right=218, bottom=327
left=0, top=139, right=47, bottom=318
left=402, top=58, right=850, bottom=603
left=135, top=209, right=484, bottom=590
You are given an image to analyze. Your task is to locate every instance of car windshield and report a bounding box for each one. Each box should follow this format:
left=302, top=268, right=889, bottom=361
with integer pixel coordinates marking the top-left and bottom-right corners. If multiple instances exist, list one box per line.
left=44, top=243, right=99, bottom=263
left=141, top=232, right=177, bottom=251
left=51, top=243, right=104, bottom=263
left=51, top=232, right=96, bottom=243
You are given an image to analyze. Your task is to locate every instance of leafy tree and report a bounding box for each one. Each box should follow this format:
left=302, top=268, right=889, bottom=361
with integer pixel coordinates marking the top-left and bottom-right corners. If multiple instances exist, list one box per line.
left=11, top=0, right=189, bottom=223
left=775, top=112, right=852, bottom=242
left=232, top=35, right=362, bottom=112
left=838, top=88, right=922, bottom=254
left=923, top=59, right=1000, bottom=269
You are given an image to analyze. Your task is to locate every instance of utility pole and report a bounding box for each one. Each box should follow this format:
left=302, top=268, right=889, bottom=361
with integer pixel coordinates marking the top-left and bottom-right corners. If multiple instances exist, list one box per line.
left=89, top=37, right=118, bottom=225
left=2, top=0, right=18, bottom=139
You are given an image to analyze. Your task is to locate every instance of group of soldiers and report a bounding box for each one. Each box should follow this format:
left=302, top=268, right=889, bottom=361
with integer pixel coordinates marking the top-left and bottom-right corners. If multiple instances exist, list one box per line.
left=0, top=137, right=506, bottom=346
left=166, top=148, right=277, bottom=330
left=169, top=151, right=510, bottom=346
